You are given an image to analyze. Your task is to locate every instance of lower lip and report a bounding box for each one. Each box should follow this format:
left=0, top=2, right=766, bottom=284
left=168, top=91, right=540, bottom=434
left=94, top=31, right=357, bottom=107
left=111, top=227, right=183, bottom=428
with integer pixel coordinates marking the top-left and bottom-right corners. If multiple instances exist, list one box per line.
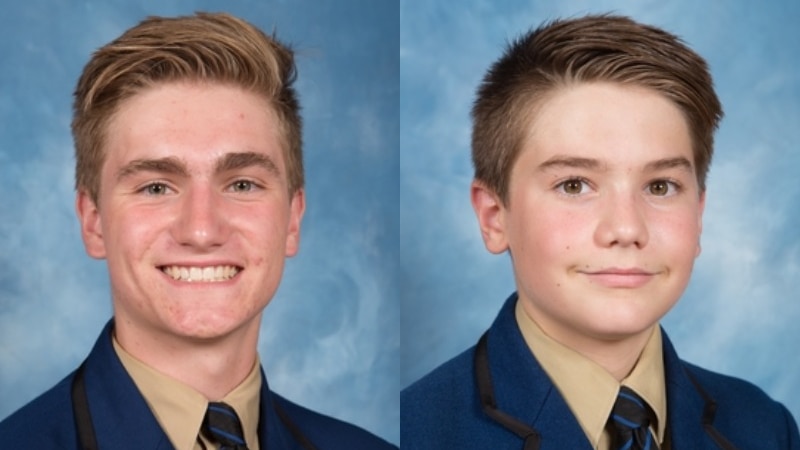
left=582, top=272, right=655, bottom=289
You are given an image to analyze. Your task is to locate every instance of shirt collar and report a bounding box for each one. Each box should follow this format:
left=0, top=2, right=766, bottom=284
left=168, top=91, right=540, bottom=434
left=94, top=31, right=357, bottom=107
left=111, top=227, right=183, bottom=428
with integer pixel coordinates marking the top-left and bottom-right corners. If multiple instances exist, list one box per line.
left=113, top=336, right=262, bottom=450
left=623, top=322, right=667, bottom=443
left=515, top=301, right=667, bottom=447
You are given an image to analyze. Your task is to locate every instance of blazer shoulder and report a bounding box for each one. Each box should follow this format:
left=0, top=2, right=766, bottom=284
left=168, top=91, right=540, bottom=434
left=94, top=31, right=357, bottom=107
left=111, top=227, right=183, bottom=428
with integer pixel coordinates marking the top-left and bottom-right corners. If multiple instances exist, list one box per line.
left=401, top=346, right=478, bottom=448
left=0, top=371, right=77, bottom=448
left=272, top=393, right=397, bottom=449
left=684, top=361, right=788, bottom=410
left=402, top=345, right=475, bottom=408
left=682, top=361, right=800, bottom=444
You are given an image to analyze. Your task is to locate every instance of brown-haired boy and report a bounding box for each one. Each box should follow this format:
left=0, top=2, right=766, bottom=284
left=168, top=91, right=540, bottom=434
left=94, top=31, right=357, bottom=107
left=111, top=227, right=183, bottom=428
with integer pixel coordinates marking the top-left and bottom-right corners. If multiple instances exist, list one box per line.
left=402, top=14, right=799, bottom=450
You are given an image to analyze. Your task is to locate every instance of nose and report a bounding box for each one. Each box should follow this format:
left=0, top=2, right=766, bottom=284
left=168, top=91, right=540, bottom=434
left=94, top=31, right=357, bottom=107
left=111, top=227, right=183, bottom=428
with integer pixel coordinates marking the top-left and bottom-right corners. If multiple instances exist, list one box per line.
left=172, top=186, right=229, bottom=250
left=593, top=191, right=649, bottom=249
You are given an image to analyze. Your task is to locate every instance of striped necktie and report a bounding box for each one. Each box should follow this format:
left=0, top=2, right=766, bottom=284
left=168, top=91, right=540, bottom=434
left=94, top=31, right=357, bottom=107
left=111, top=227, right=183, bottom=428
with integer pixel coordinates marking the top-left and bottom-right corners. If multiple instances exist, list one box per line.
left=609, top=386, right=658, bottom=450
left=203, top=402, right=249, bottom=450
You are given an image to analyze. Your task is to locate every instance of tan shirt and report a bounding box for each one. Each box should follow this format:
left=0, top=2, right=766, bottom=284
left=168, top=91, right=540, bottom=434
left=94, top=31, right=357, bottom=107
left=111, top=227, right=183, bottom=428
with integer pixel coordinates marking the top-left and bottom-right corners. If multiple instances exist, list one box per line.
left=515, top=302, right=667, bottom=449
left=113, top=338, right=261, bottom=450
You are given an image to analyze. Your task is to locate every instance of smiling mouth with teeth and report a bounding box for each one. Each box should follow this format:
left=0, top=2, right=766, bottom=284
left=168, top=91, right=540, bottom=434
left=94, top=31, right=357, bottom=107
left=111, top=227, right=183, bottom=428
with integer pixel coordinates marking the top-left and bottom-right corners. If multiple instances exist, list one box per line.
left=161, top=265, right=241, bottom=282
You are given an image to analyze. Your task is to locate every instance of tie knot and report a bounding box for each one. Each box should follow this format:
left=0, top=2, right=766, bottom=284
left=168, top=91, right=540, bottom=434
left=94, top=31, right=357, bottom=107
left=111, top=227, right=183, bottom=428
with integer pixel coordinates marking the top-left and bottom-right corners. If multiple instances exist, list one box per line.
left=610, top=387, right=657, bottom=450
left=203, top=402, right=249, bottom=450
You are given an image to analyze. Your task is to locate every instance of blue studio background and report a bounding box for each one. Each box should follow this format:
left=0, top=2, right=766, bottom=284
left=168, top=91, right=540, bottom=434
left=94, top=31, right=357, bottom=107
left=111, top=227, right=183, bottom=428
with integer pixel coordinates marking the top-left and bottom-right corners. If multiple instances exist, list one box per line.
left=0, top=0, right=399, bottom=445
left=402, top=0, right=800, bottom=422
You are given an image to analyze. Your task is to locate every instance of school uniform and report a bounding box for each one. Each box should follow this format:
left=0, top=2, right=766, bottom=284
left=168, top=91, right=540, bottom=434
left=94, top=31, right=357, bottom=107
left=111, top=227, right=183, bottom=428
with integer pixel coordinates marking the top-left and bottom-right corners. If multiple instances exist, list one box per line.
left=0, top=320, right=397, bottom=449
left=401, top=293, right=800, bottom=449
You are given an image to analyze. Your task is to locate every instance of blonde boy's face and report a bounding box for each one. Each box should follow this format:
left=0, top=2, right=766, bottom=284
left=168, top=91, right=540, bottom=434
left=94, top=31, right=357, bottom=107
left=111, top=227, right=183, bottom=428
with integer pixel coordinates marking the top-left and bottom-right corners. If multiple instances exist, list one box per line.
left=472, top=82, right=705, bottom=349
left=76, top=82, right=305, bottom=343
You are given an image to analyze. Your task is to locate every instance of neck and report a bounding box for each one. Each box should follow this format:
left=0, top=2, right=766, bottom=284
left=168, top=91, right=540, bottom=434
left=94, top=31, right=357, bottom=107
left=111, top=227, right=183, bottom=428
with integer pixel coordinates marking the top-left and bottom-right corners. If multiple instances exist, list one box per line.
left=520, top=303, right=653, bottom=381
left=114, top=319, right=261, bottom=400
left=573, top=330, right=653, bottom=381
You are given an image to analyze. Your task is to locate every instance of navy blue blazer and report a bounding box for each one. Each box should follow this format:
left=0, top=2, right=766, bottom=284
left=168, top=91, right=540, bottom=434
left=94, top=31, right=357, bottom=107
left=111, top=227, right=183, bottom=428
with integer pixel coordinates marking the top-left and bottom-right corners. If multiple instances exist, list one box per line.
left=0, top=321, right=396, bottom=449
left=401, top=293, right=800, bottom=449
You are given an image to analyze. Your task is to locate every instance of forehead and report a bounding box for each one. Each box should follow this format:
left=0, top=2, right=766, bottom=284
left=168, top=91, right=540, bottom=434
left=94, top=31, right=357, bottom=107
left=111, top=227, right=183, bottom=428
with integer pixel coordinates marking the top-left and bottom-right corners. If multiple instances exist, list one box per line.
left=103, top=82, right=284, bottom=172
left=520, top=82, right=693, bottom=166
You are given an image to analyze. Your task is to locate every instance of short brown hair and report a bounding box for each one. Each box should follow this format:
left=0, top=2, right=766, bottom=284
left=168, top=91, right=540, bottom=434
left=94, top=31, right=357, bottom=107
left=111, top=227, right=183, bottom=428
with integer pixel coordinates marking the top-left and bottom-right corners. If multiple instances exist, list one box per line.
left=73, top=12, right=303, bottom=204
left=472, top=14, right=722, bottom=204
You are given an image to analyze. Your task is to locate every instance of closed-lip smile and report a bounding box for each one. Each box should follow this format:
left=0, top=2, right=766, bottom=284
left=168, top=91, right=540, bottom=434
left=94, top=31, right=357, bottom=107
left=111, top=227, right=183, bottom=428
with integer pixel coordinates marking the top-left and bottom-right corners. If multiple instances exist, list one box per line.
left=579, top=267, right=656, bottom=288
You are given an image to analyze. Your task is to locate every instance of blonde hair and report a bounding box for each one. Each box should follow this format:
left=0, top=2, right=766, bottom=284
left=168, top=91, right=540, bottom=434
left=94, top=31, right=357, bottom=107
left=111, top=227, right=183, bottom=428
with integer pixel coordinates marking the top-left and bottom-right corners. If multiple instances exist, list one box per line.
left=73, top=12, right=303, bottom=203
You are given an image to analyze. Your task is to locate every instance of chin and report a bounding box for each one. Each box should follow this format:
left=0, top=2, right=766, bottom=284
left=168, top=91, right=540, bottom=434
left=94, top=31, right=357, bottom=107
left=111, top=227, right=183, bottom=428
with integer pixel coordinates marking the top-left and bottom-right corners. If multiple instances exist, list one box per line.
left=166, top=313, right=247, bottom=341
left=587, top=316, right=660, bottom=342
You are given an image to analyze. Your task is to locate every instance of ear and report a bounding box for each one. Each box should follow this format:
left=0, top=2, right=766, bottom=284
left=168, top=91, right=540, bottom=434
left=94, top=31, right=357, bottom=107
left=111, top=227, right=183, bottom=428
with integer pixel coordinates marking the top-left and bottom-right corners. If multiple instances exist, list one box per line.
left=696, top=190, right=706, bottom=257
left=76, top=190, right=107, bottom=259
left=470, top=180, right=509, bottom=254
left=285, top=188, right=306, bottom=257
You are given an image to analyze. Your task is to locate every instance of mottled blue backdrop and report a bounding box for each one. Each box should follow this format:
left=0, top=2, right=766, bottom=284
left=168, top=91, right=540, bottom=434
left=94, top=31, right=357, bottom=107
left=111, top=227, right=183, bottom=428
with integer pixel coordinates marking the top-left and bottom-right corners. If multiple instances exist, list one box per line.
left=0, top=0, right=398, bottom=445
left=401, top=0, right=800, bottom=423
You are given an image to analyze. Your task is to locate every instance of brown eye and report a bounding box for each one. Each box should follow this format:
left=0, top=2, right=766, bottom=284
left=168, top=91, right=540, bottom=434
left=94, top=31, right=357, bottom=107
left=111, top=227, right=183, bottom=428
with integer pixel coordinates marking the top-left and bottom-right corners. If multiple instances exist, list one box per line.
left=649, top=180, right=670, bottom=196
left=559, top=179, right=586, bottom=195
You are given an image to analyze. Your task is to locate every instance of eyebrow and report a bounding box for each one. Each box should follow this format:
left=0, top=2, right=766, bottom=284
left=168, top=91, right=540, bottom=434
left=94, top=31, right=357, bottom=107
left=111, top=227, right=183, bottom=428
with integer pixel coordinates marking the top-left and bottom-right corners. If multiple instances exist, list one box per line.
left=644, top=157, right=694, bottom=173
left=115, top=152, right=281, bottom=182
left=214, top=151, right=280, bottom=177
left=116, top=157, right=188, bottom=181
left=537, top=155, right=694, bottom=173
left=538, top=156, right=605, bottom=172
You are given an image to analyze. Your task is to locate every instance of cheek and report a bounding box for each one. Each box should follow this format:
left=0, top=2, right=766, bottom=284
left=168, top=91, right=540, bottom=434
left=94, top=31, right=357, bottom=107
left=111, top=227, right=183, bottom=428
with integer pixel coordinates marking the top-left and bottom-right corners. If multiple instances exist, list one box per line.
left=236, top=214, right=288, bottom=259
left=103, top=208, right=170, bottom=258
left=652, top=208, right=702, bottom=261
left=510, top=206, right=587, bottom=265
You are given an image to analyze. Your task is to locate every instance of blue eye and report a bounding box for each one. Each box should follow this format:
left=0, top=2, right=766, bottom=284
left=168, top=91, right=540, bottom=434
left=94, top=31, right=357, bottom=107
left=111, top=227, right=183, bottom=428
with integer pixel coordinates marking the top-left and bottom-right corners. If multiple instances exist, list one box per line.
left=230, top=180, right=256, bottom=192
left=142, top=183, right=170, bottom=195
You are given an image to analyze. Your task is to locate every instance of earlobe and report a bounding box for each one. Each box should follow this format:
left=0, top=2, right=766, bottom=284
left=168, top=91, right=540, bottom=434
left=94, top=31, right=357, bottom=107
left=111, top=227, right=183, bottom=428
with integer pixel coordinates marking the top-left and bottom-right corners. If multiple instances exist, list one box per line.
left=75, top=191, right=107, bottom=259
left=470, top=181, right=509, bottom=254
left=285, top=189, right=306, bottom=257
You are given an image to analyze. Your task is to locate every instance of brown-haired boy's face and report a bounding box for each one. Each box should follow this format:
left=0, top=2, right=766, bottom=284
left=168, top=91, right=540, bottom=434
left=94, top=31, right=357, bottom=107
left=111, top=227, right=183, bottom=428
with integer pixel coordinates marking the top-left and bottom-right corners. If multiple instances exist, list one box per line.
left=472, top=82, right=704, bottom=349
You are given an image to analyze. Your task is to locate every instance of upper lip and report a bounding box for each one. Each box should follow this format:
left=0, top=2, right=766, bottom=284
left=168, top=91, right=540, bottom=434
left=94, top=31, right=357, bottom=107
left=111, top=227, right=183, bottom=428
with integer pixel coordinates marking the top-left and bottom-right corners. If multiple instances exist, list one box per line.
left=157, top=261, right=243, bottom=269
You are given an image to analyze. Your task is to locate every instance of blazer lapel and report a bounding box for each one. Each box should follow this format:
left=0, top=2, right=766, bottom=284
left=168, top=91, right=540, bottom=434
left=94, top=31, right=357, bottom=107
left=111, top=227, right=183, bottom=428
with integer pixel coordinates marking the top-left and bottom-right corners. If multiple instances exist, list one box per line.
left=83, top=321, right=175, bottom=450
left=661, top=330, right=736, bottom=449
left=257, top=370, right=302, bottom=448
left=82, top=322, right=312, bottom=449
left=484, top=294, right=593, bottom=450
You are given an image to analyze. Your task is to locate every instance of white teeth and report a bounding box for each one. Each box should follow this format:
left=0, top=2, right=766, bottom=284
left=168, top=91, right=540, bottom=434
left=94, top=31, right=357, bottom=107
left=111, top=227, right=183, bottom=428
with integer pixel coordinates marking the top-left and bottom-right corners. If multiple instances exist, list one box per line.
left=162, top=265, right=240, bottom=282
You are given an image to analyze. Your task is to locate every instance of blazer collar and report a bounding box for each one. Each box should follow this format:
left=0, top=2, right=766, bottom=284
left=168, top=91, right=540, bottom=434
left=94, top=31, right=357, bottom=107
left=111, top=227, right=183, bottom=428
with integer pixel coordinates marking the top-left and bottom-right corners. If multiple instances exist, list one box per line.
left=483, top=293, right=593, bottom=449
left=661, top=332, right=737, bottom=449
left=82, top=320, right=301, bottom=449
left=83, top=320, right=175, bottom=449
left=483, top=293, right=736, bottom=450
